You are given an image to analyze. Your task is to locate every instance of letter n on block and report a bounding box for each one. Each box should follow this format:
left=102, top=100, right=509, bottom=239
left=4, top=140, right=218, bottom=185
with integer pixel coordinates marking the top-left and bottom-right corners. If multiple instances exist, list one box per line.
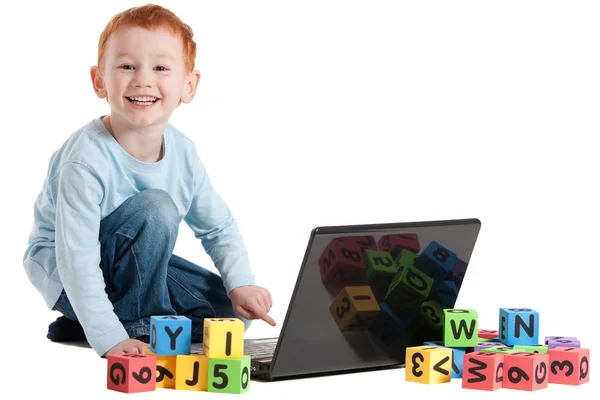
left=107, top=354, right=157, bottom=393
left=462, top=352, right=504, bottom=391
left=498, top=308, right=539, bottom=346
left=150, top=315, right=192, bottom=355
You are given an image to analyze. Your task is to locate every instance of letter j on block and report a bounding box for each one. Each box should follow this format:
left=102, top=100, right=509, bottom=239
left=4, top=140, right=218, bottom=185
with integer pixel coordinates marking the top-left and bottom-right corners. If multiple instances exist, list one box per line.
left=499, top=308, right=539, bottom=346
left=150, top=316, right=192, bottom=355
left=443, top=309, right=478, bottom=347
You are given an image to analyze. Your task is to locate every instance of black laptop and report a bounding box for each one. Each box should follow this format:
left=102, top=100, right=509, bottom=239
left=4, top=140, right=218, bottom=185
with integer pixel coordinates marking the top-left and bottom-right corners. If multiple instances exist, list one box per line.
left=193, top=218, right=482, bottom=380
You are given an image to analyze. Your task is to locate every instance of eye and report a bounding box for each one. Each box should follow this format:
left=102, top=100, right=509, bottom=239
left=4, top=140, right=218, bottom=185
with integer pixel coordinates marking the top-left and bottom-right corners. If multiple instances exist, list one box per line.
left=119, top=65, right=134, bottom=70
left=155, top=66, right=169, bottom=71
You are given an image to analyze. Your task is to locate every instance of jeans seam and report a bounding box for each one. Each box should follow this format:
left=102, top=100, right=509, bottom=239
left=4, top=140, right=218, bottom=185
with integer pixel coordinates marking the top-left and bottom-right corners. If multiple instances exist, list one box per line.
left=114, top=231, right=143, bottom=320
left=167, top=269, right=216, bottom=317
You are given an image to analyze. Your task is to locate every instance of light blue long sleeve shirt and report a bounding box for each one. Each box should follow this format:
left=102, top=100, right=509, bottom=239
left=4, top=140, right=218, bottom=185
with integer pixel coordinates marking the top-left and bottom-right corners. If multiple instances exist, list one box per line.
left=23, top=116, right=255, bottom=357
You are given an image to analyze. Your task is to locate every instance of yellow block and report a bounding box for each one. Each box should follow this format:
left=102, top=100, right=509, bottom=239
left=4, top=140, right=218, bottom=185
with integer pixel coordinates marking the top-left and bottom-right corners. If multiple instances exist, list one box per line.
left=329, top=286, right=380, bottom=332
left=156, top=355, right=176, bottom=389
left=203, top=318, right=244, bottom=358
left=175, top=354, right=209, bottom=391
left=405, top=345, right=453, bottom=384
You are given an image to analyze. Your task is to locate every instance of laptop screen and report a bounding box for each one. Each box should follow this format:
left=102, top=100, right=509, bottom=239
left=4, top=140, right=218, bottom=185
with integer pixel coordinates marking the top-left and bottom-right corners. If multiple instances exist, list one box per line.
left=271, top=219, right=481, bottom=378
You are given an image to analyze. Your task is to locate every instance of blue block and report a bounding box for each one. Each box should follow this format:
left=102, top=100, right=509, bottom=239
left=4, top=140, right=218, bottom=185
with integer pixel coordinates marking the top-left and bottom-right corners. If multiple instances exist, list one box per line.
left=498, top=308, right=539, bottom=346
left=423, top=341, right=466, bottom=378
left=150, top=315, right=192, bottom=355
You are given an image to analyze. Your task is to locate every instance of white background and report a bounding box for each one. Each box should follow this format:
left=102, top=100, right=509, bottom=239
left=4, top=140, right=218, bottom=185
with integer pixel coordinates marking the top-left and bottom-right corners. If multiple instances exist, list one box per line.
left=1, top=0, right=598, bottom=398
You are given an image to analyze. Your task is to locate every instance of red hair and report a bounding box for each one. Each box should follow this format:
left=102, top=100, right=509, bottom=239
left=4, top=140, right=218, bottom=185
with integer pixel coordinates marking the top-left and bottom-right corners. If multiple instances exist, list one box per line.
left=97, top=4, right=196, bottom=72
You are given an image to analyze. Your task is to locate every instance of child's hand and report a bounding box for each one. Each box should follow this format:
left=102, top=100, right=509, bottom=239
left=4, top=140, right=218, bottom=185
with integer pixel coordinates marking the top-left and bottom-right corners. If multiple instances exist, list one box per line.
left=105, top=338, right=149, bottom=356
left=229, top=285, right=276, bottom=326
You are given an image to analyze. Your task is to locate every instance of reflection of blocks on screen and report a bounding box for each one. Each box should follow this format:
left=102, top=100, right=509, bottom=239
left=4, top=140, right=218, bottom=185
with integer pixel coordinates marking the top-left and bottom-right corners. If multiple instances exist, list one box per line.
left=175, top=354, right=208, bottom=391
left=329, top=286, right=380, bottom=332
left=420, top=300, right=444, bottom=329
left=150, top=316, right=192, bottom=355
left=414, top=241, right=458, bottom=281
left=405, top=345, right=453, bottom=384
left=394, top=249, right=417, bottom=276
left=498, top=308, right=539, bottom=346
left=502, top=352, right=549, bottom=391
left=363, top=249, right=398, bottom=302
left=378, top=233, right=420, bottom=259
left=424, top=341, right=465, bottom=378
left=443, top=309, right=478, bottom=347
left=318, top=236, right=377, bottom=287
left=369, top=301, right=415, bottom=345
left=445, top=258, right=467, bottom=290
left=548, top=347, right=590, bottom=385
left=461, top=352, right=504, bottom=391
left=432, top=280, right=458, bottom=309
left=107, top=353, right=157, bottom=393
left=384, top=266, right=433, bottom=314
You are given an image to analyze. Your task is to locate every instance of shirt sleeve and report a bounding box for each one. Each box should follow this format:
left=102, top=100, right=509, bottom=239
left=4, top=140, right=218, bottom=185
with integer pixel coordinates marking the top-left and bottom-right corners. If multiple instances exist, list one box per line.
left=183, top=149, right=255, bottom=294
left=54, top=162, right=129, bottom=356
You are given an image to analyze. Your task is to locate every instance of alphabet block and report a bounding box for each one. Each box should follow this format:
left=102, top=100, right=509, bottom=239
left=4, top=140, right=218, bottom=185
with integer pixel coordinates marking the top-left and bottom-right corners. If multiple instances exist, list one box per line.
left=548, top=347, right=590, bottom=385
left=329, top=285, right=380, bottom=332
left=107, top=354, right=157, bottom=393
left=514, top=344, right=548, bottom=354
left=208, top=355, right=251, bottom=394
left=413, top=241, right=457, bottom=280
left=384, top=266, right=433, bottom=314
left=378, top=233, right=420, bottom=259
left=481, top=346, right=521, bottom=355
left=423, top=341, right=466, bottom=378
left=474, top=342, right=505, bottom=352
left=545, top=335, right=577, bottom=344
left=150, top=316, right=192, bottom=355
left=478, top=329, right=499, bottom=340
left=443, top=309, right=478, bottom=347
left=318, top=236, right=376, bottom=287
left=498, top=308, right=539, bottom=346
left=502, top=352, right=549, bottom=391
left=175, top=354, right=208, bottom=391
left=462, top=352, right=504, bottom=391
left=405, top=345, right=453, bottom=384
left=203, top=318, right=245, bottom=358
left=548, top=338, right=581, bottom=349
left=155, top=355, right=176, bottom=389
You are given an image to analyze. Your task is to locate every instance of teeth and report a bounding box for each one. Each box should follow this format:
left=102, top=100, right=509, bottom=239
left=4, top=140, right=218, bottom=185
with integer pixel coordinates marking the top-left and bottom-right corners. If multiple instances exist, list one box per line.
left=129, top=96, right=157, bottom=102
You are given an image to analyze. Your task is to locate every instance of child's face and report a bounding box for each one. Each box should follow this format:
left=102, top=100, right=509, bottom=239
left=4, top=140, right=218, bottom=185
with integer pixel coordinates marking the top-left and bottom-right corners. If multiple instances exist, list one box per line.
left=91, top=26, right=199, bottom=130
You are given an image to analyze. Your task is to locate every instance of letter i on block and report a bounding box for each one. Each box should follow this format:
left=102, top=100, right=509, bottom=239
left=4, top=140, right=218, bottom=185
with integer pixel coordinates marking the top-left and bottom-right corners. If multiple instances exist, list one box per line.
left=443, top=309, right=478, bottom=347
left=462, top=352, right=504, bottom=391
left=203, top=318, right=245, bottom=358
left=150, top=315, right=192, bottom=355
left=498, top=308, right=539, bottom=346
left=107, top=354, right=157, bottom=393
left=405, top=345, right=453, bottom=384
left=548, top=347, right=590, bottom=385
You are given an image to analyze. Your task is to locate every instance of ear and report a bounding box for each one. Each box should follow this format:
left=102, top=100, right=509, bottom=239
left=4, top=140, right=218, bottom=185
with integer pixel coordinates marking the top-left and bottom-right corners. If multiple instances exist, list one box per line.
left=180, top=70, right=201, bottom=104
left=90, top=66, right=108, bottom=99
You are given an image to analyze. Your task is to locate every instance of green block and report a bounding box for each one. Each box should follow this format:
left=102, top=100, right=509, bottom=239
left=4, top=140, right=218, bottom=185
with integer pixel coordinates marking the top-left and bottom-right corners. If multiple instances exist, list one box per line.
left=394, top=249, right=417, bottom=274
left=478, top=338, right=492, bottom=342
left=208, top=356, right=250, bottom=394
left=363, top=249, right=397, bottom=282
left=385, top=266, right=433, bottom=308
left=443, top=309, right=478, bottom=347
left=481, top=346, right=520, bottom=354
left=420, top=300, right=444, bottom=329
left=514, top=344, right=548, bottom=354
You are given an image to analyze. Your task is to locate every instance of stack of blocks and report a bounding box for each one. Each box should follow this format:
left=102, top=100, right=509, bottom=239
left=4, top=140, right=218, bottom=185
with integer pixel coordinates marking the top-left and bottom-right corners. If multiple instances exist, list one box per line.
left=106, top=316, right=250, bottom=394
left=405, top=308, right=591, bottom=391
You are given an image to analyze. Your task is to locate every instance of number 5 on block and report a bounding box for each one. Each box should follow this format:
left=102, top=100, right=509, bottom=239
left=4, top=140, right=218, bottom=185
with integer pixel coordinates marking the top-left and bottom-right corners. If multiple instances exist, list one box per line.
left=208, top=356, right=251, bottom=394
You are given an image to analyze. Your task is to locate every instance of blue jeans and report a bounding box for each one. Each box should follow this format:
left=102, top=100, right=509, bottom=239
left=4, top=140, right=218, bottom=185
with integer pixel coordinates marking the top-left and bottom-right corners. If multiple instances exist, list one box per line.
left=53, top=189, right=249, bottom=341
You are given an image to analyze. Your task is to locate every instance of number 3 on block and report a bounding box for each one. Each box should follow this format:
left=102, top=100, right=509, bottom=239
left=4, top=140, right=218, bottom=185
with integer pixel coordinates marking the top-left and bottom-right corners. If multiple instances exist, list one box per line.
left=208, top=356, right=251, bottom=394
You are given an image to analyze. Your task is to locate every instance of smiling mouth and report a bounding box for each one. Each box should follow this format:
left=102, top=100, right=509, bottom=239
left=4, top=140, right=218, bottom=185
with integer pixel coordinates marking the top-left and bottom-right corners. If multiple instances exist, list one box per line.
left=126, top=96, right=160, bottom=105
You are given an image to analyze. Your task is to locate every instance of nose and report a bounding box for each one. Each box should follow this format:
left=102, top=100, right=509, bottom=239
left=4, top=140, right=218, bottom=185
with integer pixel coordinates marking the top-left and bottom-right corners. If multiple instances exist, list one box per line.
left=132, top=67, right=154, bottom=88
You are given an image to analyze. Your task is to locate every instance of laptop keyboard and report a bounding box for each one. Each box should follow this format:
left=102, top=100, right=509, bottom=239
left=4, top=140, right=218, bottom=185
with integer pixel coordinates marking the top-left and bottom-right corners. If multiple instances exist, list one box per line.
left=244, top=338, right=278, bottom=359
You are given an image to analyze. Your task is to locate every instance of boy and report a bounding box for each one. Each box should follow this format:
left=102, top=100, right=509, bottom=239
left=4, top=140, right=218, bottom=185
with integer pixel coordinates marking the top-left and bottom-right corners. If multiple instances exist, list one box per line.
left=22, top=4, right=275, bottom=358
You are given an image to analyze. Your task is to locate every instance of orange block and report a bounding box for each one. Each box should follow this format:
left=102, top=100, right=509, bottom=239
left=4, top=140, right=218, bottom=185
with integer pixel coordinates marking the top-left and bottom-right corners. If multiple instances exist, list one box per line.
left=107, top=353, right=157, bottom=393
left=548, top=347, right=590, bottom=385
left=502, top=352, right=549, bottom=391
